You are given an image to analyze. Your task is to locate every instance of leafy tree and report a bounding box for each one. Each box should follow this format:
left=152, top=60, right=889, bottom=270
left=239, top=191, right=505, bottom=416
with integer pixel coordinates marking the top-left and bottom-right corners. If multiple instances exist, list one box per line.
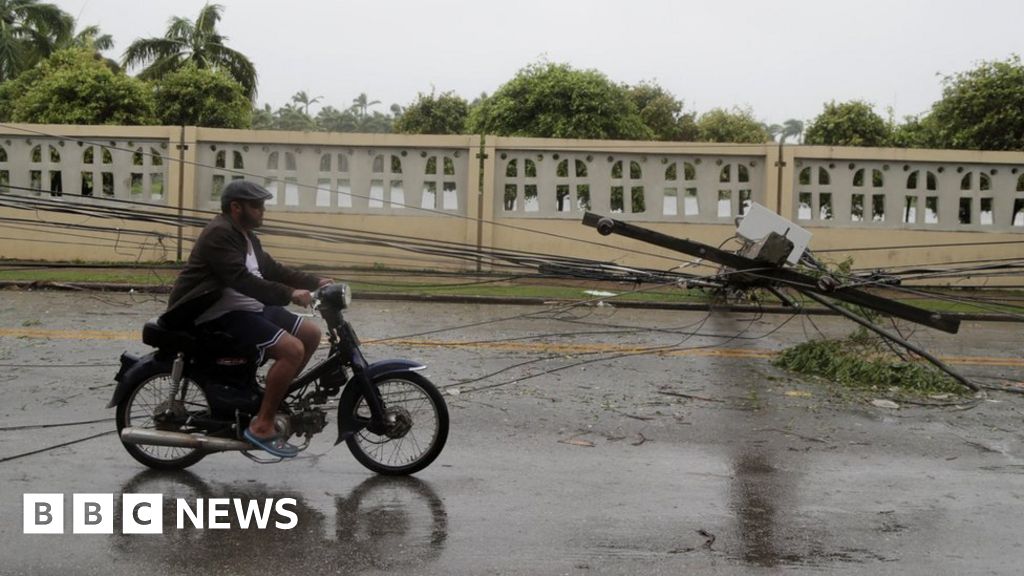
left=468, top=62, right=652, bottom=140
left=467, top=91, right=487, bottom=129
left=314, top=105, right=356, bottom=132
left=122, top=3, right=257, bottom=100
left=1, top=48, right=154, bottom=124
left=626, top=81, right=698, bottom=141
left=351, top=111, right=393, bottom=133
left=804, top=100, right=890, bottom=146
left=469, top=91, right=487, bottom=108
left=928, top=55, right=1024, bottom=150
left=890, top=114, right=940, bottom=149
left=696, top=107, right=769, bottom=143
left=0, top=0, right=73, bottom=81
left=245, top=99, right=396, bottom=133
left=393, top=90, right=468, bottom=134
left=152, top=63, right=250, bottom=128
left=273, top=103, right=315, bottom=131
left=251, top=103, right=274, bottom=129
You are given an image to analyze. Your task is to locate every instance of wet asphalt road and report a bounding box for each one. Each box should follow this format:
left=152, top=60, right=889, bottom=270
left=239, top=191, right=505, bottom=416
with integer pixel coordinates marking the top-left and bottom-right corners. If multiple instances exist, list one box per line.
left=1, top=289, right=1024, bottom=575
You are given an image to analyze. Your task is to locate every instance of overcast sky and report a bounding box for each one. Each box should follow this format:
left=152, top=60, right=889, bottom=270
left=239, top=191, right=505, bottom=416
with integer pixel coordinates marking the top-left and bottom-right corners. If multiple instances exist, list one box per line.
left=56, top=0, right=1024, bottom=124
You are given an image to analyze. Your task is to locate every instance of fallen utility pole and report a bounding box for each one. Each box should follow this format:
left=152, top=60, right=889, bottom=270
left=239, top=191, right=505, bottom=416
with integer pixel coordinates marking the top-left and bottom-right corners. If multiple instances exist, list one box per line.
left=582, top=211, right=973, bottom=391
left=581, top=212, right=959, bottom=334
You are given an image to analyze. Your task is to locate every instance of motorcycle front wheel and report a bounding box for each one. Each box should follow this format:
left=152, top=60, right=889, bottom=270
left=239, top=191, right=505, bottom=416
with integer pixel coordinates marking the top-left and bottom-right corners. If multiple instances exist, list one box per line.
left=346, top=373, right=449, bottom=476
left=115, top=369, right=210, bottom=471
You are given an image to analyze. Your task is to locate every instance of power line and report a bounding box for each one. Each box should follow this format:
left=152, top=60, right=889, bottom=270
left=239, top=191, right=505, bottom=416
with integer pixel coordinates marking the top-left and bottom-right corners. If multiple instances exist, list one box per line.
left=6, top=124, right=1024, bottom=270
left=0, top=124, right=694, bottom=266
left=0, top=417, right=109, bottom=430
left=0, top=188, right=712, bottom=287
left=0, top=430, right=115, bottom=464
left=453, top=302, right=797, bottom=395
left=818, top=238, right=1024, bottom=253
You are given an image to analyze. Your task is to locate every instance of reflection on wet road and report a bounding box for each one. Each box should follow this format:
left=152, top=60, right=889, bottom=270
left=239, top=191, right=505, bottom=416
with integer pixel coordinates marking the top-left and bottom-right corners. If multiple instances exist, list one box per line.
left=107, top=471, right=448, bottom=574
left=732, top=451, right=783, bottom=567
left=3, top=294, right=1024, bottom=574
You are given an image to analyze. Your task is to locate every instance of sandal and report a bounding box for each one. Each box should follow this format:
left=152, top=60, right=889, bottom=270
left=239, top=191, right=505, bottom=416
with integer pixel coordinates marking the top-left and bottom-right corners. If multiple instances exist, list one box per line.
left=244, top=427, right=299, bottom=458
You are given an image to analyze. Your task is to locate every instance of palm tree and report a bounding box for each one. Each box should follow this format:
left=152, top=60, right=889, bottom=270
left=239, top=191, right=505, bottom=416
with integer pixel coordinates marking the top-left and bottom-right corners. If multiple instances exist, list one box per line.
left=63, top=23, right=113, bottom=51
left=0, top=0, right=73, bottom=81
left=121, top=3, right=257, bottom=99
left=765, top=123, right=784, bottom=142
left=781, top=119, right=804, bottom=144
left=57, top=21, right=118, bottom=70
left=291, top=90, right=322, bottom=115
left=350, top=92, right=380, bottom=120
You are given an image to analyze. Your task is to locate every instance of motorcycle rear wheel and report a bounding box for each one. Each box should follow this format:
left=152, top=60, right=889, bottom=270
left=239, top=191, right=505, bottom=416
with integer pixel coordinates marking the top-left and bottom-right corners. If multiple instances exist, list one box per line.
left=346, top=373, right=449, bottom=476
left=115, top=369, right=210, bottom=471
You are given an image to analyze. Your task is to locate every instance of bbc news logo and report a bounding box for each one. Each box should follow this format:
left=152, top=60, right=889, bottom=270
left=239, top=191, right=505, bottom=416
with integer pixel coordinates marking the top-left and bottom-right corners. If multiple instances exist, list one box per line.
left=23, top=493, right=298, bottom=534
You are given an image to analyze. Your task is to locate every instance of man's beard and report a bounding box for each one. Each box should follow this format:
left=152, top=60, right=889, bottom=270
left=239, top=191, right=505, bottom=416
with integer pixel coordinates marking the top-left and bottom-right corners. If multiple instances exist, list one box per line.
left=240, top=210, right=262, bottom=228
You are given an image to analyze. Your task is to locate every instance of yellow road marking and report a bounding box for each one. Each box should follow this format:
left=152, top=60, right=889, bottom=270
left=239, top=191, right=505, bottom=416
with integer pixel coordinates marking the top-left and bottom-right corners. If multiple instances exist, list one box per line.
left=0, top=327, right=139, bottom=340
left=377, top=338, right=776, bottom=359
left=1, top=327, right=1021, bottom=368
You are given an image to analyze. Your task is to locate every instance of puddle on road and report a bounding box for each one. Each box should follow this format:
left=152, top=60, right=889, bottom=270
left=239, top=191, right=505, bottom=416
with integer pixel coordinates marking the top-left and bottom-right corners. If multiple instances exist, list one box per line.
left=102, top=471, right=448, bottom=573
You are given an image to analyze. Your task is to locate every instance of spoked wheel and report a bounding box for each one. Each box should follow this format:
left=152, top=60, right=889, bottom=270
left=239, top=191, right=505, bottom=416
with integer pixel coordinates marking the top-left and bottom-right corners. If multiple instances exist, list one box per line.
left=346, top=373, right=449, bottom=476
left=115, top=371, right=210, bottom=470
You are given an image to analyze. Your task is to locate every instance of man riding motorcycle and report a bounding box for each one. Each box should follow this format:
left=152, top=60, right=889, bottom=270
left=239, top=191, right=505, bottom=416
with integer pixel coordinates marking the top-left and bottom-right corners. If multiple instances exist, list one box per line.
left=161, top=180, right=331, bottom=458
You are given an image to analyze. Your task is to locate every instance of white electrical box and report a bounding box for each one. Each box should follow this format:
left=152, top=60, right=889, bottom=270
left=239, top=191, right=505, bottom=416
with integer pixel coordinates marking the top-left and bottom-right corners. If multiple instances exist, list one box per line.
left=736, top=203, right=812, bottom=265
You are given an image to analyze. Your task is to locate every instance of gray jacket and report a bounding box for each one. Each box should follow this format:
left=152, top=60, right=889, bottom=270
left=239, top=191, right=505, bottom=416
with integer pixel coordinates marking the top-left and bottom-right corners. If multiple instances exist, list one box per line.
left=161, top=214, right=319, bottom=329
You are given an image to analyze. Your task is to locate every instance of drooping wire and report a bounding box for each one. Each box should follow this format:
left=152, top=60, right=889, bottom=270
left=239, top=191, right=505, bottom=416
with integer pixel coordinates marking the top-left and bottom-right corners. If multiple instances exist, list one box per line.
left=0, top=187, right=712, bottom=284
left=0, top=430, right=116, bottom=464
left=454, top=301, right=793, bottom=396
left=0, top=124, right=696, bottom=267
left=5, top=122, right=1024, bottom=277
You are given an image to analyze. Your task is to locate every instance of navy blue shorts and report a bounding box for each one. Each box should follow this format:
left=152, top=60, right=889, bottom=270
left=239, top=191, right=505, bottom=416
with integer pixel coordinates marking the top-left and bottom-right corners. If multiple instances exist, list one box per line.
left=203, top=306, right=304, bottom=363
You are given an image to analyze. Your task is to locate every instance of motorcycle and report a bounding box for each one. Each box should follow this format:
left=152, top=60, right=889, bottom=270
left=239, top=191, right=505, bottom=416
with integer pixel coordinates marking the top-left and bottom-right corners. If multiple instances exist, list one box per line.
left=108, top=283, right=449, bottom=476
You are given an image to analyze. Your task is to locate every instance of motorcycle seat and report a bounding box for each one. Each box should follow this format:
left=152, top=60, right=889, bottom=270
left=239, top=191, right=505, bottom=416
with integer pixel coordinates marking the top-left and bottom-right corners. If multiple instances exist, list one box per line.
left=142, top=317, right=197, bottom=353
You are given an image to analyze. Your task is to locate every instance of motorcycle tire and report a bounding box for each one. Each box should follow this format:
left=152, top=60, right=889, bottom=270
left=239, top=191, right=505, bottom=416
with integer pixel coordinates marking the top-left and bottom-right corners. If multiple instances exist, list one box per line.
left=345, top=372, right=449, bottom=476
left=115, top=366, right=210, bottom=471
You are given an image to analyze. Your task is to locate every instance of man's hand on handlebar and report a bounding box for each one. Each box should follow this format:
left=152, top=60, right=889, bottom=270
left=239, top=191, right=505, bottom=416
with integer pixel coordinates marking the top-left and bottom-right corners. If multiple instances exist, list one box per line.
left=291, top=289, right=314, bottom=307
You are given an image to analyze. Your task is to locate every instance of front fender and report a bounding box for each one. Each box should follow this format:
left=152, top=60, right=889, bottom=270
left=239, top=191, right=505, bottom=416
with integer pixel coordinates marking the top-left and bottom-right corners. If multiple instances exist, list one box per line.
left=364, top=358, right=426, bottom=380
left=106, top=351, right=169, bottom=408
left=335, top=359, right=426, bottom=444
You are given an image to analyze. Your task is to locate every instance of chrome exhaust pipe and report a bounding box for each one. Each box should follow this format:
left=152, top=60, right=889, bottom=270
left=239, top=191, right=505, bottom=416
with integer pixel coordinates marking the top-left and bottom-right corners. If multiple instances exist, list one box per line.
left=120, top=427, right=252, bottom=452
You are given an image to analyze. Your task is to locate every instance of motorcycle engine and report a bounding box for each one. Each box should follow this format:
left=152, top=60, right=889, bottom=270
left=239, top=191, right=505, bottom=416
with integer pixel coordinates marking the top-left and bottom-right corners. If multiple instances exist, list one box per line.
left=289, top=409, right=328, bottom=438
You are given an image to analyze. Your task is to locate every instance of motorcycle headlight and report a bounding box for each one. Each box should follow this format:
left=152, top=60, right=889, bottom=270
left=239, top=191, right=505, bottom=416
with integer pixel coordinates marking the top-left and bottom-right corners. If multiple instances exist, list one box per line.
left=319, top=283, right=352, bottom=310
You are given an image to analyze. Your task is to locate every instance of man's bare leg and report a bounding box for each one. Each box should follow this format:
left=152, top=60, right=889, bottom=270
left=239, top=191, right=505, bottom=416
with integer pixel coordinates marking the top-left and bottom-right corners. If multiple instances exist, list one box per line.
left=248, top=332, right=304, bottom=438
left=294, top=320, right=322, bottom=371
